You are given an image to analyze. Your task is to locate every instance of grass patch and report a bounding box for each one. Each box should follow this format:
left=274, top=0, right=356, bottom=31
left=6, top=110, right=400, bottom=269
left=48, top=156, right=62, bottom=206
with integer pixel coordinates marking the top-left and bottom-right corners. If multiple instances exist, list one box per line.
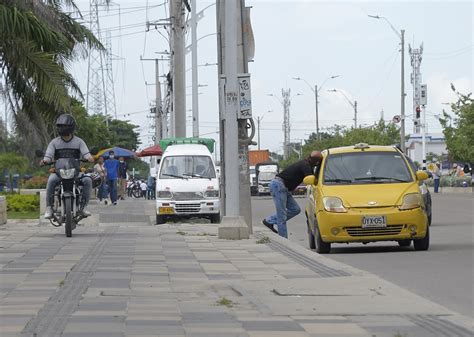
left=59, top=279, right=65, bottom=287
left=176, top=230, right=187, bottom=236
left=216, top=297, right=234, bottom=308
left=256, top=236, right=270, bottom=244
left=7, top=210, right=39, bottom=219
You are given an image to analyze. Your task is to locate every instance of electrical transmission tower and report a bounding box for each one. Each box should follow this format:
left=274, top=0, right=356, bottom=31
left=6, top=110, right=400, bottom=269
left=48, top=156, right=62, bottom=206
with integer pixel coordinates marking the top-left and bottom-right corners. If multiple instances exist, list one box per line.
left=409, top=43, right=423, bottom=133
left=86, top=0, right=116, bottom=123
left=282, top=88, right=291, bottom=160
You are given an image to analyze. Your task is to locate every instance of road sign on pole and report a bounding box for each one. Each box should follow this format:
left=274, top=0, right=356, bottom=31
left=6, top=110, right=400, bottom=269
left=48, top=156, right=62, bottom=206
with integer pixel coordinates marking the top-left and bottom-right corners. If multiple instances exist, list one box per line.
left=392, top=115, right=401, bottom=123
left=238, top=74, right=252, bottom=119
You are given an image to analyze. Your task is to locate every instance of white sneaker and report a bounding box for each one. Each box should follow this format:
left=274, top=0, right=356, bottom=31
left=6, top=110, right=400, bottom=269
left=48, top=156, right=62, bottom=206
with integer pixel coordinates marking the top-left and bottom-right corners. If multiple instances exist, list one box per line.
left=80, top=208, right=91, bottom=217
left=44, top=207, right=53, bottom=219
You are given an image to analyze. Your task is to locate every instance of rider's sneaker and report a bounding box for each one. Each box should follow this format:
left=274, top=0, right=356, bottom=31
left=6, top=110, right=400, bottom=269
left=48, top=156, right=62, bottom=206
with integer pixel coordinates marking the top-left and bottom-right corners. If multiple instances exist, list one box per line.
left=44, top=207, right=53, bottom=219
left=79, top=208, right=91, bottom=217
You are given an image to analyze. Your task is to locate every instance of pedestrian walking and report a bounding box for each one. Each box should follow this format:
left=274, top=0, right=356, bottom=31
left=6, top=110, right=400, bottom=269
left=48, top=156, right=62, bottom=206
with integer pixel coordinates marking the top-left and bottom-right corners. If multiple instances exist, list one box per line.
left=104, top=150, right=119, bottom=205
left=430, top=162, right=441, bottom=193
left=262, top=151, right=323, bottom=238
left=140, top=180, right=147, bottom=199
left=118, top=157, right=128, bottom=200
left=94, top=156, right=108, bottom=203
left=147, top=175, right=155, bottom=200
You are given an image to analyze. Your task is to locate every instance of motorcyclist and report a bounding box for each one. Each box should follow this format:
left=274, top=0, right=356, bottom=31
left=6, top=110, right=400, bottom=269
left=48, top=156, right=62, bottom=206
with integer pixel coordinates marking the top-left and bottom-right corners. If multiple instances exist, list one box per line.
left=40, top=114, right=95, bottom=219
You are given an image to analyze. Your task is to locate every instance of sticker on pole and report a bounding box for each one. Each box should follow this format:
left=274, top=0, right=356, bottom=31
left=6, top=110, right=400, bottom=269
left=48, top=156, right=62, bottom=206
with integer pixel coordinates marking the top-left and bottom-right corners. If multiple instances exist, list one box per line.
left=238, top=74, right=252, bottom=119
left=392, top=115, right=401, bottom=124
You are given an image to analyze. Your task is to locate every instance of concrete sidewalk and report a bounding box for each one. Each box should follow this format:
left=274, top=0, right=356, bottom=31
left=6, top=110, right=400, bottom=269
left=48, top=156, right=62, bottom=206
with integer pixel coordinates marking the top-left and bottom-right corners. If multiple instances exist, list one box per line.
left=0, top=200, right=472, bottom=337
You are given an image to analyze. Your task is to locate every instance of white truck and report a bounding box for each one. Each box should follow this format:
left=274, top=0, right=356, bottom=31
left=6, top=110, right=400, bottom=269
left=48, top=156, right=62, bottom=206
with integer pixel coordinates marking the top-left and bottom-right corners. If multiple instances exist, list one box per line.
left=256, top=162, right=279, bottom=195
left=155, top=138, right=220, bottom=224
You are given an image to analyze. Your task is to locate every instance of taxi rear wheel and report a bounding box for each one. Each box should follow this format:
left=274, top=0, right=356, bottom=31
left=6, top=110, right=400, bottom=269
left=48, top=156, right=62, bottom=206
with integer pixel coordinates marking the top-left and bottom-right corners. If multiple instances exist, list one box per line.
left=315, top=225, right=331, bottom=254
left=414, top=227, right=430, bottom=251
left=306, top=215, right=316, bottom=250
left=398, top=239, right=412, bottom=247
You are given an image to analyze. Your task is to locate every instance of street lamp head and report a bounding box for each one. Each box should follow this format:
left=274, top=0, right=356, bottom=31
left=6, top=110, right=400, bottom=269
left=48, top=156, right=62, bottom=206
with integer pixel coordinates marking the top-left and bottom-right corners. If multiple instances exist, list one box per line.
left=368, top=14, right=381, bottom=19
left=328, top=89, right=337, bottom=92
left=292, top=77, right=302, bottom=81
left=330, top=75, right=340, bottom=79
left=267, top=93, right=274, bottom=97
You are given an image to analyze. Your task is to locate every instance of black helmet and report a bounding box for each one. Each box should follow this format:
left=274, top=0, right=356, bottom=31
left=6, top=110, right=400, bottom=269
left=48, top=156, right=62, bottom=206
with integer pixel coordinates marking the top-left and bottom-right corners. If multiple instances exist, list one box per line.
left=56, top=114, right=76, bottom=136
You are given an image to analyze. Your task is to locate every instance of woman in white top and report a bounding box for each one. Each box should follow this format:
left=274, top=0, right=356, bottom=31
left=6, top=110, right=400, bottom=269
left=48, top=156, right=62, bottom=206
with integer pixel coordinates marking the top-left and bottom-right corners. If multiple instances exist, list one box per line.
left=94, top=157, right=108, bottom=203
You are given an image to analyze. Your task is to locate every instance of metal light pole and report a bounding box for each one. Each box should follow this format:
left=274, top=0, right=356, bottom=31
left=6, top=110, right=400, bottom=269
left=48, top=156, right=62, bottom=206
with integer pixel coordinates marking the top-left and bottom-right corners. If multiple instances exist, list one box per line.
left=256, top=110, right=272, bottom=150
left=292, top=75, right=339, bottom=140
left=369, top=15, right=405, bottom=153
left=191, top=0, right=199, bottom=137
left=328, top=89, right=358, bottom=128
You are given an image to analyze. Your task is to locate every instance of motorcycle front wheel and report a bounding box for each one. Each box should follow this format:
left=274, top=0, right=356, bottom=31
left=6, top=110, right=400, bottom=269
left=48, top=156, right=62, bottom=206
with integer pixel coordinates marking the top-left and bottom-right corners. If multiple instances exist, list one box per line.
left=64, top=198, right=73, bottom=237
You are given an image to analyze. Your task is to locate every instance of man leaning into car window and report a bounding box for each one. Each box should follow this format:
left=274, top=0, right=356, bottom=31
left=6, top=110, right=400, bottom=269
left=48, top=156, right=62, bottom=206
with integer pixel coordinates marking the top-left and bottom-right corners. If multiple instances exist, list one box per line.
left=262, top=151, right=323, bottom=238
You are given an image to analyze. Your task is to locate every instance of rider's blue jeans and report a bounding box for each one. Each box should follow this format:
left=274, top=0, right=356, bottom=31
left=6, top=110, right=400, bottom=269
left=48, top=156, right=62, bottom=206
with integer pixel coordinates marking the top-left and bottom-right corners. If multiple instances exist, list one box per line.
left=265, top=179, right=301, bottom=238
left=107, top=179, right=118, bottom=203
left=46, top=174, right=92, bottom=208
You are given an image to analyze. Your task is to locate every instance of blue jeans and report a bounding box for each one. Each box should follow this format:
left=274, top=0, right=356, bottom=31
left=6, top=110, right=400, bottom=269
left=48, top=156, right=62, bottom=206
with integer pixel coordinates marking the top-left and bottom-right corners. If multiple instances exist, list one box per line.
left=265, top=179, right=301, bottom=238
left=434, top=178, right=440, bottom=193
left=46, top=174, right=92, bottom=208
left=107, top=179, right=118, bottom=203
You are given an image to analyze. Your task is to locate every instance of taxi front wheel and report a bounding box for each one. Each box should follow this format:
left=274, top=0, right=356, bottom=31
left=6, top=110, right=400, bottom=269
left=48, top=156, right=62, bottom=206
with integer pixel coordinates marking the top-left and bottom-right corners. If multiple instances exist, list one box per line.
left=315, top=225, right=331, bottom=254
left=414, top=227, right=430, bottom=251
left=156, top=214, right=166, bottom=225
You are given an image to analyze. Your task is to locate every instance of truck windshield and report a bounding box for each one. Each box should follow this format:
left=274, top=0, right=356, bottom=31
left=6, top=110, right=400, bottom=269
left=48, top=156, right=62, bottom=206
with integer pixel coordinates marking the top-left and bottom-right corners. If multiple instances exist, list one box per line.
left=323, top=152, right=412, bottom=185
left=160, top=156, right=216, bottom=179
left=259, top=172, right=276, bottom=181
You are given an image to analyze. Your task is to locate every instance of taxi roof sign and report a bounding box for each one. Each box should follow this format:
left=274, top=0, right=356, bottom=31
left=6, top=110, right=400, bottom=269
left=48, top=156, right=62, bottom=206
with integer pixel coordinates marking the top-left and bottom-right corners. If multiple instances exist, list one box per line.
left=354, top=143, right=370, bottom=149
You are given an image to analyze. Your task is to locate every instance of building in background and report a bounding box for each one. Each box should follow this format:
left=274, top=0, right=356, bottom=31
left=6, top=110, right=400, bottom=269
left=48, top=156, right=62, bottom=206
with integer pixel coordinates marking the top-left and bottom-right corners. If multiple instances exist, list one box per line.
left=406, top=133, right=447, bottom=165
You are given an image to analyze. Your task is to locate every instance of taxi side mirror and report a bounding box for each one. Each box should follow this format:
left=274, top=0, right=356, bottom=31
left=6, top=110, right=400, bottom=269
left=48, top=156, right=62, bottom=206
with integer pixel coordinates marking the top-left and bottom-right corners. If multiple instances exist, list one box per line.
left=416, top=170, right=429, bottom=181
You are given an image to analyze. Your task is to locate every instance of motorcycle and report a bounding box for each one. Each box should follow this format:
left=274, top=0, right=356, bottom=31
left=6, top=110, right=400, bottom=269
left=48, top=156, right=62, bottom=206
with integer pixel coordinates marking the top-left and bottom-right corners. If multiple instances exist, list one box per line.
left=36, top=150, right=100, bottom=237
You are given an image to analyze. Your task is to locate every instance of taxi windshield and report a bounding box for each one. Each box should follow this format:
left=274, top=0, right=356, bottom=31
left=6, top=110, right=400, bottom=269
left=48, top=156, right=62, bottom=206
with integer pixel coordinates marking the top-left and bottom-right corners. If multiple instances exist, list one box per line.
left=323, top=151, right=412, bottom=185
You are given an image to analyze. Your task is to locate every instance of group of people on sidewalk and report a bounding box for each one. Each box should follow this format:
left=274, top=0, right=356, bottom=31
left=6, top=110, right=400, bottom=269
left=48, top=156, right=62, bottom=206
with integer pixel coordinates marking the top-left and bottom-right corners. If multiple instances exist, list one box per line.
left=93, top=150, right=128, bottom=205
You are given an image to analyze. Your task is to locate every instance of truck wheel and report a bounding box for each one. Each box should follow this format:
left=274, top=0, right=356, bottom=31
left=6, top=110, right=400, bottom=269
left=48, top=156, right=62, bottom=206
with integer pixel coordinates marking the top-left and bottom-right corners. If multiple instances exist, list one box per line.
left=210, top=214, right=220, bottom=224
left=156, top=214, right=166, bottom=225
left=414, top=227, right=430, bottom=251
left=315, top=225, right=331, bottom=254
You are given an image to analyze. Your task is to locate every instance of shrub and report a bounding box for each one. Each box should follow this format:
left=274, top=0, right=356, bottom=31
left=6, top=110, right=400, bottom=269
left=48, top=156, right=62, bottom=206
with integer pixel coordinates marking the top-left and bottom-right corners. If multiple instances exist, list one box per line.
left=426, top=175, right=472, bottom=187
left=23, top=176, right=48, bottom=189
left=6, top=194, right=40, bottom=213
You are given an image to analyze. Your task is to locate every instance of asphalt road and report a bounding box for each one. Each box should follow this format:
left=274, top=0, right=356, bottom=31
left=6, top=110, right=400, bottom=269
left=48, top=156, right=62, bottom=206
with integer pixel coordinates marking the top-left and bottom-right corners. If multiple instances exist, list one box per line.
left=252, top=192, right=474, bottom=318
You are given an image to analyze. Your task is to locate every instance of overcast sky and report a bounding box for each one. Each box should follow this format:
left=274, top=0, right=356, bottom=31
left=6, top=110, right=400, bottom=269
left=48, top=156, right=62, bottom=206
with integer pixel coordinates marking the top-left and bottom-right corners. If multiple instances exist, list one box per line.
left=72, top=0, right=473, bottom=154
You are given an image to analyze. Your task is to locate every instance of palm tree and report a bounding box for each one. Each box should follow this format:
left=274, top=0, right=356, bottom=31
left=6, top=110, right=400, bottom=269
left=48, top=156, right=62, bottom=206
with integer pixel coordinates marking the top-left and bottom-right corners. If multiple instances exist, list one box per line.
left=0, top=0, right=104, bottom=143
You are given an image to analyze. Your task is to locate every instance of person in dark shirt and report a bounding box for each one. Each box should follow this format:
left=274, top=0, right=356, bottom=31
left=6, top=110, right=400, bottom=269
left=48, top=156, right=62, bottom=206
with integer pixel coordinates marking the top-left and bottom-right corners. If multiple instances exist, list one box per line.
left=262, top=151, right=322, bottom=238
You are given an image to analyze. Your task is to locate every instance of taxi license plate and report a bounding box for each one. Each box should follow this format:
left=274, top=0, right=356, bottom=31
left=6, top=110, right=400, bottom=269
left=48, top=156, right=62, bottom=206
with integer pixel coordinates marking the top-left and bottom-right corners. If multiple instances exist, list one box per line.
left=362, top=215, right=386, bottom=228
left=159, top=207, right=175, bottom=215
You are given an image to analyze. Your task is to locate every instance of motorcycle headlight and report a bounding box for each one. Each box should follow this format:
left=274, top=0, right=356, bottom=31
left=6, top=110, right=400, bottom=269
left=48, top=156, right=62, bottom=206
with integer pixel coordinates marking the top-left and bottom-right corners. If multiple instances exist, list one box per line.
left=399, top=193, right=422, bottom=210
left=205, top=190, right=219, bottom=198
left=323, top=196, right=347, bottom=213
left=157, top=190, right=172, bottom=199
left=59, top=168, right=75, bottom=179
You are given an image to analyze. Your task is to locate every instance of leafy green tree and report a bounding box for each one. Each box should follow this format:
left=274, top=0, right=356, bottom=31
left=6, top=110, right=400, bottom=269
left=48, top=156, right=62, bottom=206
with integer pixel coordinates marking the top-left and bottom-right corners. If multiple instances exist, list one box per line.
left=439, top=85, right=474, bottom=164
left=108, top=119, right=141, bottom=151
left=0, top=0, right=103, bottom=142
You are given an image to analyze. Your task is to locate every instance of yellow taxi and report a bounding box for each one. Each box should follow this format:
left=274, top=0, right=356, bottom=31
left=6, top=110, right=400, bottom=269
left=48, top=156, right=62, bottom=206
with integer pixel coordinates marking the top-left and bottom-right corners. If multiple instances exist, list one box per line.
left=305, top=143, right=430, bottom=253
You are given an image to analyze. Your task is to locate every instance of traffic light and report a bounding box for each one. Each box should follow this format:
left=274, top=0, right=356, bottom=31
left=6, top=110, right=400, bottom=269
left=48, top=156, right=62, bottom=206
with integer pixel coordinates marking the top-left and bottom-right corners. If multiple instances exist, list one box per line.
left=414, top=106, right=421, bottom=126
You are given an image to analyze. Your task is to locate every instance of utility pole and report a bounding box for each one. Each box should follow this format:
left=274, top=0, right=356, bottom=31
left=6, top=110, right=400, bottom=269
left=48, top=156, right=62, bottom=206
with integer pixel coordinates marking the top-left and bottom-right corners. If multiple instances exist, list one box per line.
left=400, top=29, right=406, bottom=153
left=282, top=89, right=291, bottom=160
left=170, top=0, right=186, bottom=137
left=191, top=0, right=199, bottom=137
left=354, top=100, right=358, bottom=128
left=217, top=0, right=254, bottom=235
left=155, top=59, right=162, bottom=144
left=410, top=42, right=423, bottom=133
left=314, top=85, right=319, bottom=140
left=257, top=116, right=262, bottom=150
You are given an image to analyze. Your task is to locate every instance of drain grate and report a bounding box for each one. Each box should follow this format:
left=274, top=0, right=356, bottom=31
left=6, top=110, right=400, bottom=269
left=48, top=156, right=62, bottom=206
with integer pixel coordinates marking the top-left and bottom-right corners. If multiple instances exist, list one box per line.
left=255, top=233, right=350, bottom=278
